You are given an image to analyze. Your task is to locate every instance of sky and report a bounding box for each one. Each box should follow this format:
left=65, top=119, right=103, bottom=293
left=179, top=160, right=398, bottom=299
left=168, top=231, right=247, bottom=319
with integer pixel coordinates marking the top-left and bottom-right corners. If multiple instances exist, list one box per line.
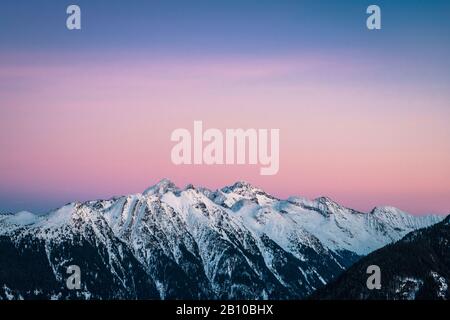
left=0, top=0, right=449, bottom=215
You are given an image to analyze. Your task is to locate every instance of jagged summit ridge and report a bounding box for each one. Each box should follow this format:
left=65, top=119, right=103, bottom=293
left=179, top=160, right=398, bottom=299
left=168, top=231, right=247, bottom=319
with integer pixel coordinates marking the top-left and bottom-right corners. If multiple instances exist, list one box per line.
left=143, top=178, right=180, bottom=195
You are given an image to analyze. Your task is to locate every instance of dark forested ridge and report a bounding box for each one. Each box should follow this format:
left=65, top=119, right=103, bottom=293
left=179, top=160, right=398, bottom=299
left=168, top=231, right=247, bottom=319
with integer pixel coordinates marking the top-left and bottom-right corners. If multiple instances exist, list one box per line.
left=313, top=215, right=450, bottom=300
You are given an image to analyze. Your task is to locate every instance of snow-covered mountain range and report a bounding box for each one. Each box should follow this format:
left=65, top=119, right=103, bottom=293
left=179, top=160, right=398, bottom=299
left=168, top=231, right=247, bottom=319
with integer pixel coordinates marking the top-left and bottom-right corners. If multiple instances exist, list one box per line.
left=0, top=179, right=444, bottom=300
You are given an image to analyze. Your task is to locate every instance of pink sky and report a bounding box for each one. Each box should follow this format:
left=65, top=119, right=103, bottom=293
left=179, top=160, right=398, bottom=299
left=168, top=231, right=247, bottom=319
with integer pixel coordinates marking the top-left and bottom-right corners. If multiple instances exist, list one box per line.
left=1, top=53, right=449, bottom=215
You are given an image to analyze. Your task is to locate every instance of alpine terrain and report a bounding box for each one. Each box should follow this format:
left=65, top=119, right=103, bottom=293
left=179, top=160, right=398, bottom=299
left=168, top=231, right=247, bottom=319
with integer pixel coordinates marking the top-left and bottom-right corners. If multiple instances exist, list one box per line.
left=0, top=179, right=444, bottom=300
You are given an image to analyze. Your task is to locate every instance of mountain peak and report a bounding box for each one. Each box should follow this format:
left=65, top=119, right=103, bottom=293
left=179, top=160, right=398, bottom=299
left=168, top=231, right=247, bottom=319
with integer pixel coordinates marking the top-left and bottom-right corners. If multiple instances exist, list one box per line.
left=221, top=180, right=266, bottom=194
left=229, top=180, right=257, bottom=190
left=371, top=206, right=407, bottom=217
left=143, top=178, right=179, bottom=195
left=312, top=196, right=344, bottom=215
left=314, top=196, right=338, bottom=206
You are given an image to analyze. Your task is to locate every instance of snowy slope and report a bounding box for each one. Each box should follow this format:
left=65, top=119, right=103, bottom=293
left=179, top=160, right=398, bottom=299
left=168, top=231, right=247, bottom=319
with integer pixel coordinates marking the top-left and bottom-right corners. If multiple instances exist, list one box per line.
left=0, top=179, right=444, bottom=300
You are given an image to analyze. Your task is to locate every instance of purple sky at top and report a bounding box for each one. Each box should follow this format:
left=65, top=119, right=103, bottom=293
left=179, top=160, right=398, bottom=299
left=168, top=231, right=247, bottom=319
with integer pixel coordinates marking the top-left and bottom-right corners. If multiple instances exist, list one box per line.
left=0, top=1, right=449, bottom=215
